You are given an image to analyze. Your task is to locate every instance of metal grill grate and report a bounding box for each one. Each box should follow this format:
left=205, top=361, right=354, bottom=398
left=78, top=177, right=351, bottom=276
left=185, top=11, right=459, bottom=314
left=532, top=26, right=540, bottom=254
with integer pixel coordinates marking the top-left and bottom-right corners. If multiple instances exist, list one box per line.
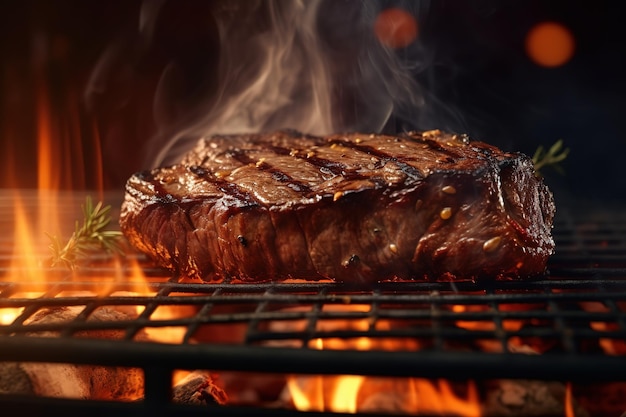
left=1, top=191, right=626, bottom=416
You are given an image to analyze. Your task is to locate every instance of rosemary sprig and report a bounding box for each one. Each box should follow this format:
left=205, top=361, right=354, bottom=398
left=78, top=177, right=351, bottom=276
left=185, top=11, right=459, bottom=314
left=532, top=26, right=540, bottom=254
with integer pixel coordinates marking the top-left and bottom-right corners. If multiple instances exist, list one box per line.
left=47, top=196, right=124, bottom=270
left=532, top=139, right=569, bottom=176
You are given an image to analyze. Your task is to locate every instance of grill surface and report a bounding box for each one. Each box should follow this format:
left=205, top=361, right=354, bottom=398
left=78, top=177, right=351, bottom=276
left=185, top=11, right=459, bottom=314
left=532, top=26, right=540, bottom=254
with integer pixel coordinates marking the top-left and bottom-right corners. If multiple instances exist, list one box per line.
left=1, top=191, right=626, bottom=416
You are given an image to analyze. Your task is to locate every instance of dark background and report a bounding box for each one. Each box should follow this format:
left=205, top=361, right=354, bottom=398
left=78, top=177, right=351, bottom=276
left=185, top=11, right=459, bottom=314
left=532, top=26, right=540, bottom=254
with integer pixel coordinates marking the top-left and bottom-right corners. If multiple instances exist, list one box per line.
left=0, top=0, right=624, bottom=205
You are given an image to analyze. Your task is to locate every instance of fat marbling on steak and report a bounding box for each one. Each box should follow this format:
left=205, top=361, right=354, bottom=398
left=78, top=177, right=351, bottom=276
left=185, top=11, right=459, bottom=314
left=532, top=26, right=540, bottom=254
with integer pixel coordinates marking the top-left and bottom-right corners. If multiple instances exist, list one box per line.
left=120, top=130, right=555, bottom=283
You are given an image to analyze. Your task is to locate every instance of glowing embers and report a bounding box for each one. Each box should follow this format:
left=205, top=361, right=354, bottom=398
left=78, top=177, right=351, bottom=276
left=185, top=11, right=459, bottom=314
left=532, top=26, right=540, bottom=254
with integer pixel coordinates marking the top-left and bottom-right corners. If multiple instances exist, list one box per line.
left=290, top=373, right=480, bottom=416
left=289, top=336, right=480, bottom=415
left=268, top=304, right=479, bottom=415
left=238, top=291, right=624, bottom=415
left=0, top=304, right=145, bottom=400
left=0, top=292, right=45, bottom=326
left=0, top=191, right=92, bottom=324
left=0, top=276, right=206, bottom=402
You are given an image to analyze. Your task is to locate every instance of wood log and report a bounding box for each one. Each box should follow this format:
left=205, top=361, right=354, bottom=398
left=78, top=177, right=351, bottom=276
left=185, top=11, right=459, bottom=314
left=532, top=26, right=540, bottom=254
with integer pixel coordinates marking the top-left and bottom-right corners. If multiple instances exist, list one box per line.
left=0, top=306, right=228, bottom=405
left=0, top=306, right=145, bottom=400
left=483, top=379, right=589, bottom=417
left=172, top=371, right=228, bottom=405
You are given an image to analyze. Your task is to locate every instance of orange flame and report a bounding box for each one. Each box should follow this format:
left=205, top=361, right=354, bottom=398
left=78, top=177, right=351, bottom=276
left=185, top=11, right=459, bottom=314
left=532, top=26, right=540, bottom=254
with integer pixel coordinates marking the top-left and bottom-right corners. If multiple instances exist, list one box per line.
left=0, top=50, right=592, bottom=413
left=36, top=77, right=57, bottom=191
left=565, top=382, right=575, bottom=417
left=285, top=305, right=482, bottom=415
left=0, top=58, right=194, bottom=345
left=0, top=41, right=104, bottom=310
left=289, top=368, right=481, bottom=415
left=0, top=189, right=53, bottom=323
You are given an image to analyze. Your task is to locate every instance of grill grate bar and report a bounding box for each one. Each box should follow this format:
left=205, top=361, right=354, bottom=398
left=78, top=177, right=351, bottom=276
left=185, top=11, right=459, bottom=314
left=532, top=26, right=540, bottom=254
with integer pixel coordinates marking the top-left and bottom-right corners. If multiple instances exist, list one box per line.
left=429, top=291, right=445, bottom=350
left=4, top=276, right=626, bottom=293
left=0, top=280, right=626, bottom=300
left=3, top=192, right=626, bottom=417
left=368, top=288, right=381, bottom=333
left=123, top=278, right=177, bottom=341
left=487, top=289, right=508, bottom=352
left=2, top=335, right=626, bottom=383
left=4, top=276, right=626, bottom=294
left=245, top=287, right=277, bottom=345
left=59, top=301, right=100, bottom=338
left=546, top=292, right=577, bottom=354
left=303, top=287, right=329, bottom=348
left=243, top=323, right=626, bottom=345
left=8, top=283, right=64, bottom=328
left=604, top=298, right=626, bottom=334
left=6, top=308, right=625, bottom=343
left=182, top=287, right=223, bottom=344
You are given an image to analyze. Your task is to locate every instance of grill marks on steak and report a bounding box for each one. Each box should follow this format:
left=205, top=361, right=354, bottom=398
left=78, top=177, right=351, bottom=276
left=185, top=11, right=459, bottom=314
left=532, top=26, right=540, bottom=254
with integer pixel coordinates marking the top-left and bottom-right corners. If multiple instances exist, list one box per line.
left=120, top=130, right=555, bottom=283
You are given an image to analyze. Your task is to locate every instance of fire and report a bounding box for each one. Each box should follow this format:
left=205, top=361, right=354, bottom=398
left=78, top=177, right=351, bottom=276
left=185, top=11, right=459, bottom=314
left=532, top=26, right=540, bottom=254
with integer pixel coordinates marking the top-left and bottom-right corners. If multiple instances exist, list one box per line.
left=0, top=5, right=608, bottom=413
left=1, top=48, right=95, bottom=292
left=565, top=382, right=575, bottom=417
left=0, top=193, right=193, bottom=391
left=289, top=340, right=481, bottom=415
left=2, top=62, right=92, bottom=291
left=289, top=362, right=481, bottom=415
left=0, top=292, right=43, bottom=325
left=284, top=305, right=482, bottom=415
left=0, top=68, right=194, bottom=341
left=0, top=96, right=187, bottom=347
left=283, top=303, right=583, bottom=415
left=108, top=259, right=197, bottom=345
left=36, top=75, right=57, bottom=191
left=0, top=191, right=62, bottom=323
left=6, top=193, right=48, bottom=284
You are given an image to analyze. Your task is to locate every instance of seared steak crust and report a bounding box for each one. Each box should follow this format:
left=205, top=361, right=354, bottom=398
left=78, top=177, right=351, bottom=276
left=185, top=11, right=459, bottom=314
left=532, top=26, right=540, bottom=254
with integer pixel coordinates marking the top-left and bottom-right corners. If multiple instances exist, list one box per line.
left=120, top=130, right=555, bottom=283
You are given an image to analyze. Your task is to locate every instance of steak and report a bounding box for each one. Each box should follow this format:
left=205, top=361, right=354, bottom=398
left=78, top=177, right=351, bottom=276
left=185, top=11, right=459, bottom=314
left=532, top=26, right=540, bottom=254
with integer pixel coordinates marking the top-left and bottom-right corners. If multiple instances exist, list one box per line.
left=120, top=129, right=555, bottom=283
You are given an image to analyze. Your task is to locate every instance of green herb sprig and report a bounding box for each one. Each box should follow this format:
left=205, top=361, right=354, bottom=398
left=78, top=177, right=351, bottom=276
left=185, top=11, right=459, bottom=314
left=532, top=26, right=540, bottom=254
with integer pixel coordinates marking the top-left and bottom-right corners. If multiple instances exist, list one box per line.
left=47, top=196, right=124, bottom=270
left=532, top=139, right=569, bottom=176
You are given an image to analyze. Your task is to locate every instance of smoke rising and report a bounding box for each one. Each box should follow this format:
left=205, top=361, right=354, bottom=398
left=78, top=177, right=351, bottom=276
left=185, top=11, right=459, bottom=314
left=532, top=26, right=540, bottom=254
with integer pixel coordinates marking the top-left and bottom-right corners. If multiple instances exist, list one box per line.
left=149, top=0, right=431, bottom=167
left=88, top=1, right=429, bottom=169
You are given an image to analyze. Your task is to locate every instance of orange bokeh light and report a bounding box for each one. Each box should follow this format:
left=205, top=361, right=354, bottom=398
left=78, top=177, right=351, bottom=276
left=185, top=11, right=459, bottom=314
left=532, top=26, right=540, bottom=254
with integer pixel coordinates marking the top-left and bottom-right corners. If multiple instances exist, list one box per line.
left=374, top=8, right=418, bottom=49
left=525, top=21, right=575, bottom=68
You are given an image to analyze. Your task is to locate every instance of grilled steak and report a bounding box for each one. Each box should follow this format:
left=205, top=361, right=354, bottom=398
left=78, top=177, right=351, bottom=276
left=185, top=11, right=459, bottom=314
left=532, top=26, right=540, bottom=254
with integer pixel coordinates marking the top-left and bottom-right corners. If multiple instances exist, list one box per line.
left=120, top=129, right=555, bottom=283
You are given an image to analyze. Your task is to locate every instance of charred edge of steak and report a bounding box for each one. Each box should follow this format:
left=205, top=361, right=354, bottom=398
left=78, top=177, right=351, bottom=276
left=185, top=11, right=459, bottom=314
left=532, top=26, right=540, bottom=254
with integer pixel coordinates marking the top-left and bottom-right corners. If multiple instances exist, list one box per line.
left=120, top=129, right=555, bottom=284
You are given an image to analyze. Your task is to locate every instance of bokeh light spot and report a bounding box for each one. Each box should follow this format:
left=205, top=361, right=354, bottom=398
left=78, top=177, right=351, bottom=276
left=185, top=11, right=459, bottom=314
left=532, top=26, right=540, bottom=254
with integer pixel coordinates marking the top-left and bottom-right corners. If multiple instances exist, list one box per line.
left=525, top=21, right=575, bottom=68
left=374, top=8, right=418, bottom=49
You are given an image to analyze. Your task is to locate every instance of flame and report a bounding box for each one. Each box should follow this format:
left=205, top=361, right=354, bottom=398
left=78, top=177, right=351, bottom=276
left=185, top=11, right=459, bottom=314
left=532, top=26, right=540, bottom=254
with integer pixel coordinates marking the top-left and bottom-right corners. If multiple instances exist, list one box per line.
left=565, top=382, right=575, bottom=417
left=583, top=301, right=626, bottom=356
left=0, top=58, right=194, bottom=341
left=36, top=76, right=57, bottom=191
left=1, top=40, right=102, bottom=304
left=0, top=292, right=44, bottom=325
left=110, top=259, right=197, bottom=345
left=0, top=188, right=190, bottom=342
left=286, top=305, right=481, bottom=415
left=289, top=370, right=480, bottom=415
left=7, top=194, right=47, bottom=284
left=0, top=190, right=65, bottom=322
left=142, top=302, right=196, bottom=345
left=288, top=337, right=367, bottom=413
